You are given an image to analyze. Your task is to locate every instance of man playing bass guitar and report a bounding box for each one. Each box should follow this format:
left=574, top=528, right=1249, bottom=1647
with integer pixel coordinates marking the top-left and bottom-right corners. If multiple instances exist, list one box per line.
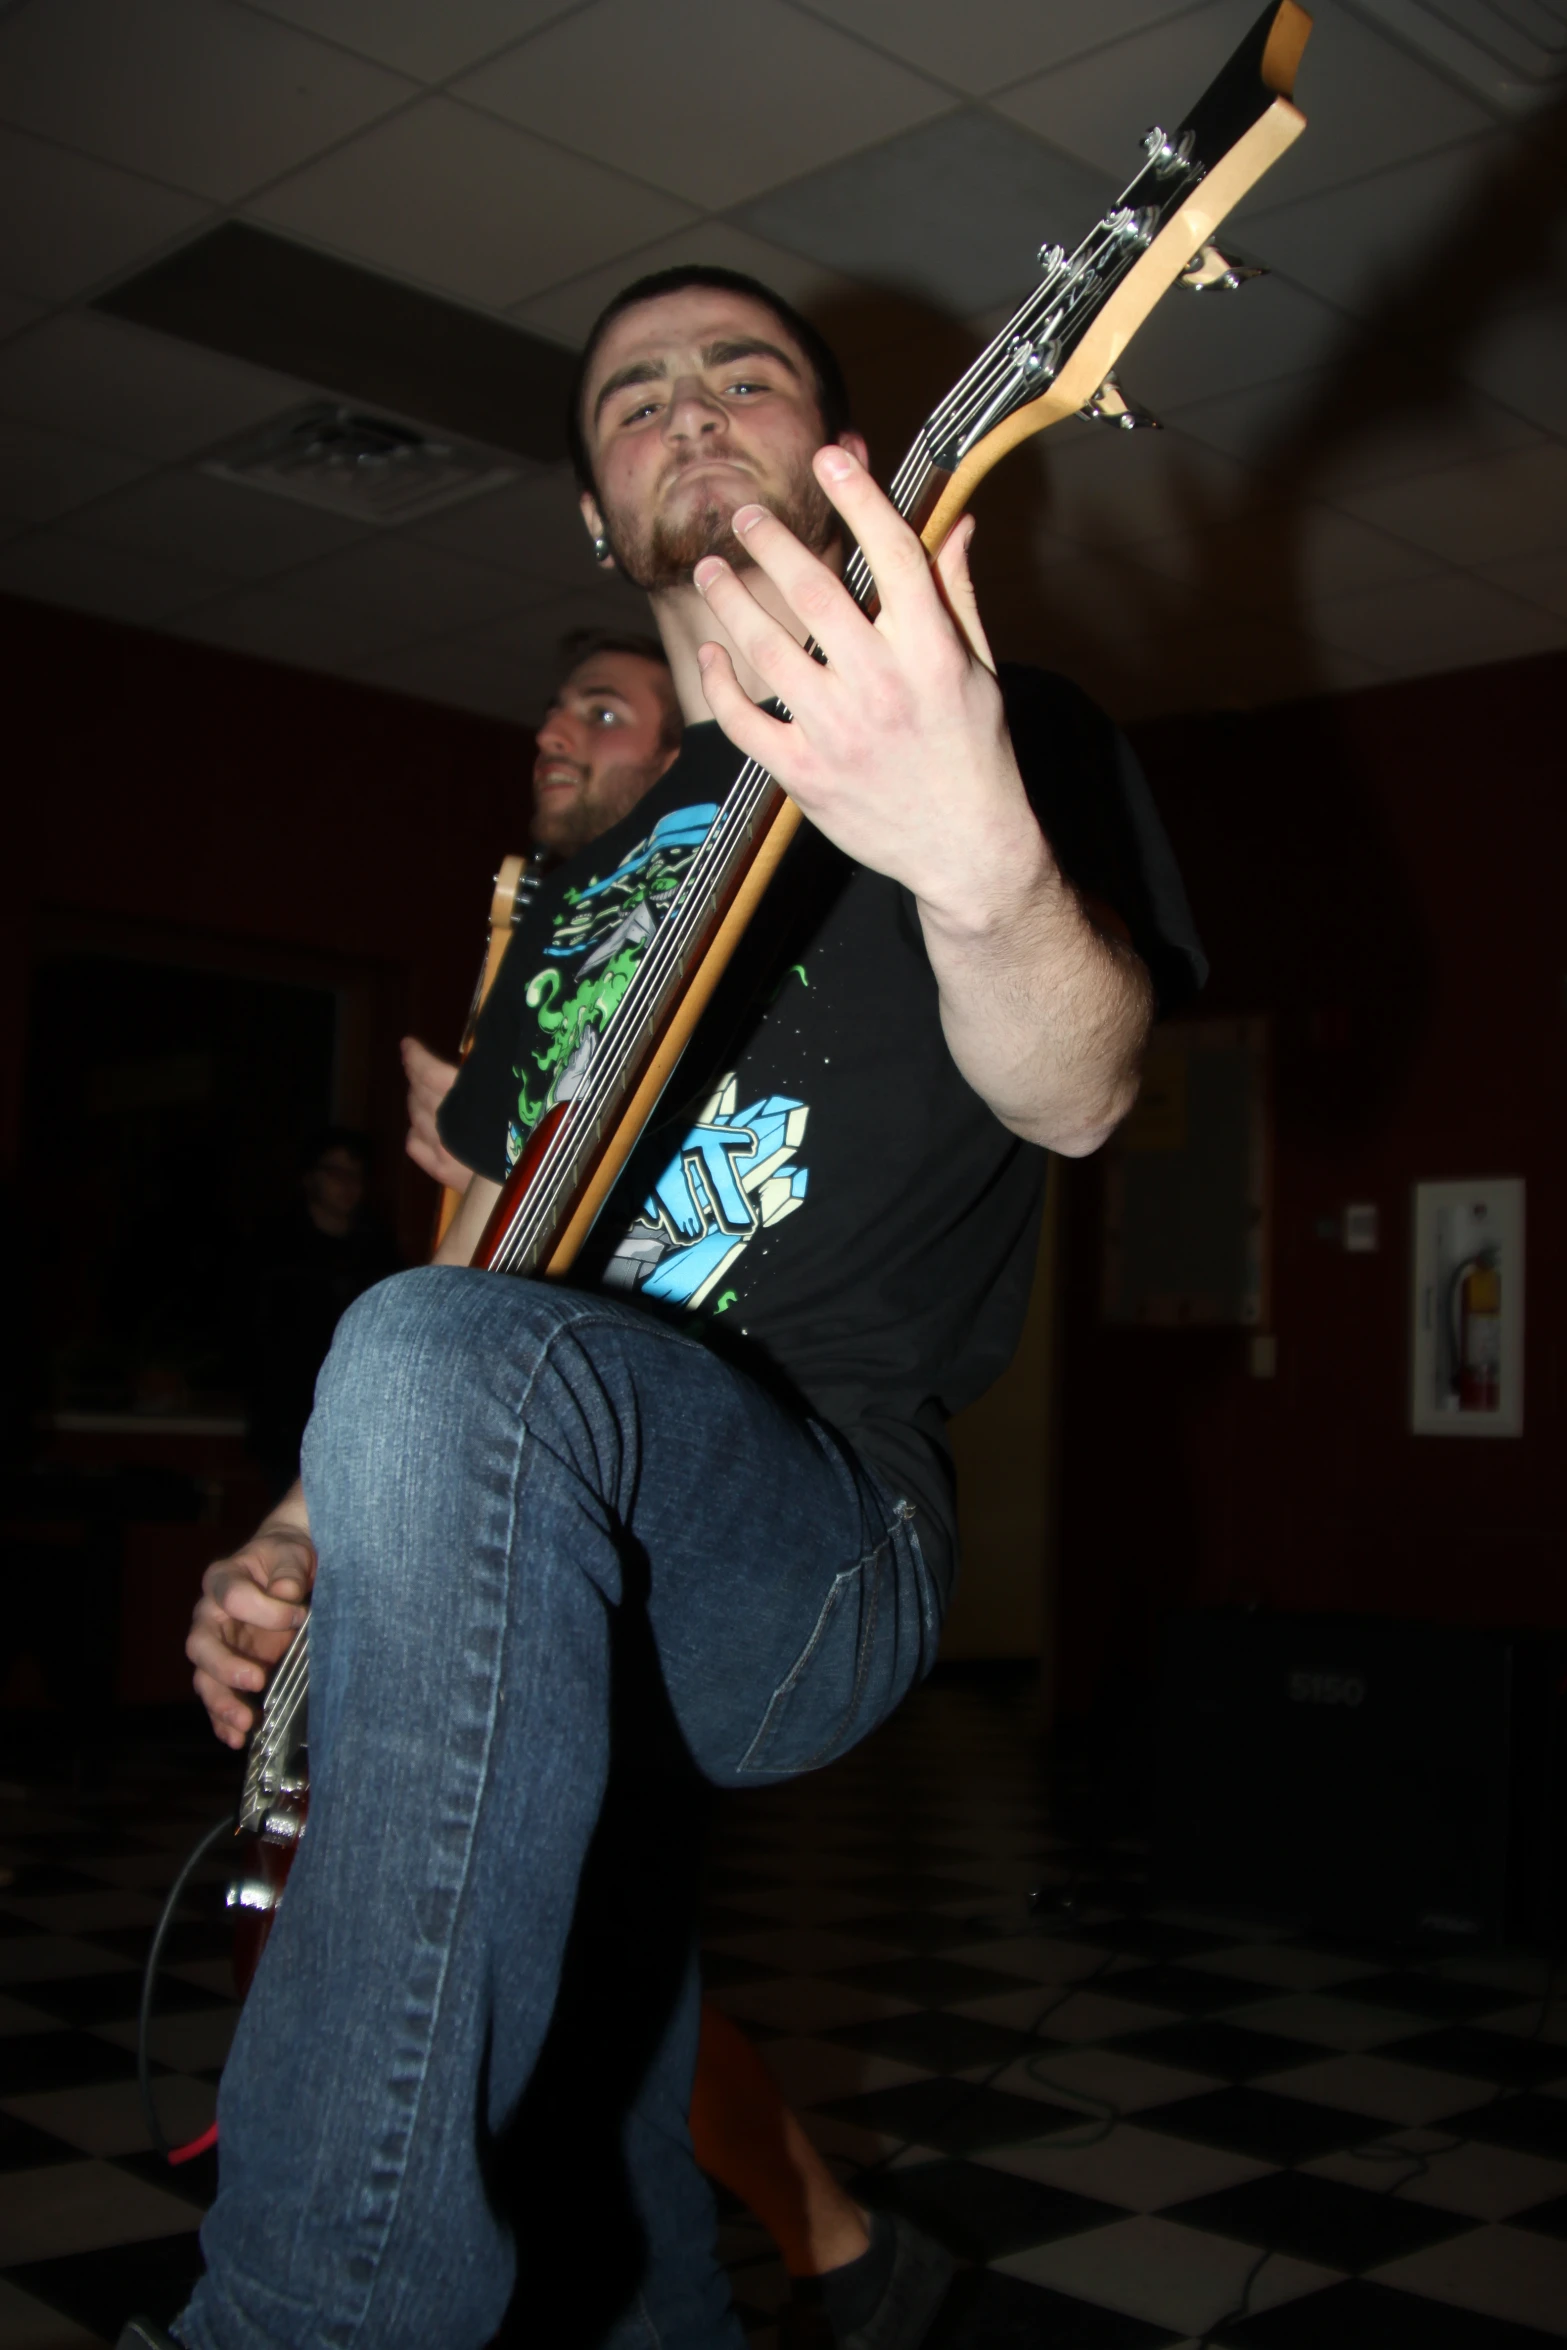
left=404, top=628, right=959, bottom=2349
left=174, top=268, right=1204, bottom=2350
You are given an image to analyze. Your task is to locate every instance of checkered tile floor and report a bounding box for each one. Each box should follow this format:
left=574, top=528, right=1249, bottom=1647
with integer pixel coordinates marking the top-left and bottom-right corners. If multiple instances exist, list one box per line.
left=2, top=1680, right=1565, bottom=2346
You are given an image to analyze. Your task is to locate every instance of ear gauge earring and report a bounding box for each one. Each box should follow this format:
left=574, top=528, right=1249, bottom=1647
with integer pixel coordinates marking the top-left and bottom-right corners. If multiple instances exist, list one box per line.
left=591, top=534, right=612, bottom=566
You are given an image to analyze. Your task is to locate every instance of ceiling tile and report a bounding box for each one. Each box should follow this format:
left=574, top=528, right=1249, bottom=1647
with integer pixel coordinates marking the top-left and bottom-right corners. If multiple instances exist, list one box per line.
left=65, top=468, right=375, bottom=581
left=1329, top=442, right=1567, bottom=565
left=1305, top=568, right=1567, bottom=675
left=0, top=291, right=42, bottom=344
left=1457, top=297, right=1567, bottom=438
left=0, top=527, right=227, bottom=625
left=1023, top=422, right=1272, bottom=549
left=1165, top=365, right=1545, bottom=492
left=410, top=466, right=605, bottom=586
left=0, top=128, right=214, bottom=306
left=995, top=0, right=1493, bottom=217
left=1242, top=136, right=1496, bottom=315
left=1477, top=546, right=1567, bottom=620
left=171, top=582, right=422, bottom=671
left=514, top=222, right=860, bottom=351
left=276, top=534, right=552, bottom=632
left=1124, top=620, right=1392, bottom=715
left=1105, top=270, right=1346, bottom=413
left=0, top=0, right=418, bottom=204
left=348, top=635, right=547, bottom=724
left=0, top=418, right=152, bottom=524
left=1127, top=501, right=1438, bottom=609
left=246, top=0, right=565, bottom=84
left=490, top=577, right=655, bottom=658
left=453, top=0, right=951, bottom=210
left=736, top=110, right=1113, bottom=317
left=250, top=97, right=697, bottom=310
left=977, top=556, right=1389, bottom=716
left=798, top=0, right=1198, bottom=97
left=463, top=579, right=654, bottom=667
left=0, top=313, right=309, bottom=460
left=349, top=577, right=656, bottom=724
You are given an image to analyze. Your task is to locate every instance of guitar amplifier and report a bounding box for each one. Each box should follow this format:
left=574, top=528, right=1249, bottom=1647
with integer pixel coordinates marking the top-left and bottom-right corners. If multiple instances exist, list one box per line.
left=1153, top=1609, right=1565, bottom=1948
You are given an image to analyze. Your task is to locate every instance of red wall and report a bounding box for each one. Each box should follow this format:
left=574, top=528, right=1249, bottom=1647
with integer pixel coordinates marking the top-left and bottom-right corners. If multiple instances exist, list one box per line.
left=1056, top=646, right=1567, bottom=1716
left=2, top=593, right=532, bottom=1257
left=7, top=599, right=1563, bottom=1710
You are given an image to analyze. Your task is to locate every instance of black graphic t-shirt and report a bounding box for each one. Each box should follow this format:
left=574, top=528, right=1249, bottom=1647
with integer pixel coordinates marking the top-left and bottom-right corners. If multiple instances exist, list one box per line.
left=442, top=665, right=1205, bottom=1600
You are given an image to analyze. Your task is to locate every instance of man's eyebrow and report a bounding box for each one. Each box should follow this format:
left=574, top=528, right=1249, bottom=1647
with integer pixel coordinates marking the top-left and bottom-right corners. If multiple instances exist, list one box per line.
left=591, top=337, right=803, bottom=427
left=700, top=338, right=802, bottom=380
left=592, top=358, right=666, bottom=427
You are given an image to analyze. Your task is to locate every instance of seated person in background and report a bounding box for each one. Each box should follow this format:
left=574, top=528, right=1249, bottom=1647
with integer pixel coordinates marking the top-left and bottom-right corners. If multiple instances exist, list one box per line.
left=246, top=1128, right=400, bottom=1498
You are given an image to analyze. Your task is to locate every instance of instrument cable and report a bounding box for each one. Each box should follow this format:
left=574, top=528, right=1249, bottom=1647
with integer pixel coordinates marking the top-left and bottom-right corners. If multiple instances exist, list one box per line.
left=137, top=1813, right=235, bottom=2163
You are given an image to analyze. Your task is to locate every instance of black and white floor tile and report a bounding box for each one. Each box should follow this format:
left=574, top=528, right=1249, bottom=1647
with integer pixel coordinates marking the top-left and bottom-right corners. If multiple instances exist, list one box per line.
left=1, top=1680, right=1565, bottom=2347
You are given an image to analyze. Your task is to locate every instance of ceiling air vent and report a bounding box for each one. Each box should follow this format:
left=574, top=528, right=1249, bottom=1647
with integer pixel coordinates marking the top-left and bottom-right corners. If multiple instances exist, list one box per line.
left=201, top=402, right=517, bottom=524
left=1348, top=0, right=1566, bottom=111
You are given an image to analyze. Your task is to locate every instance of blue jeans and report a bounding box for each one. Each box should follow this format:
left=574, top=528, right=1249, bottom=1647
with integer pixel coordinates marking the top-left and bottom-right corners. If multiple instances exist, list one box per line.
left=180, top=1268, right=940, bottom=2350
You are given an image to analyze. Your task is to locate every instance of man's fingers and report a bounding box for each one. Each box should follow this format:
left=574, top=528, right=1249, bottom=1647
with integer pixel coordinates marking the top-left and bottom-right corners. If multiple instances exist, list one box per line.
left=724, top=502, right=865, bottom=662
left=932, top=515, right=996, bottom=673
left=192, top=1666, right=255, bottom=1748
left=696, top=644, right=795, bottom=773
left=693, top=553, right=826, bottom=709
left=402, top=1036, right=458, bottom=1114
left=812, top=445, right=931, bottom=609
left=209, top=1575, right=306, bottom=1635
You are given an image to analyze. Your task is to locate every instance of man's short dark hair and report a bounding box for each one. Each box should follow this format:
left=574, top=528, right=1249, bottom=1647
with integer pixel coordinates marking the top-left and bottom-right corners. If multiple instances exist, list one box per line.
left=555, top=626, right=680, bottom=754
left=565, top=266, right=852, bottom=494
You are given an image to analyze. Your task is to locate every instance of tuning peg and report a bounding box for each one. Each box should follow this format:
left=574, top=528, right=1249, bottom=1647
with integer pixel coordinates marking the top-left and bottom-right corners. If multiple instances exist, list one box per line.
left=1140, top=123, right=1196, bottom=178
left=1180, top=242, right=1265, bottom=292
left=1036, top=241, right=1066, bottom=277
left=1079, top=372, right=1160, bottom=431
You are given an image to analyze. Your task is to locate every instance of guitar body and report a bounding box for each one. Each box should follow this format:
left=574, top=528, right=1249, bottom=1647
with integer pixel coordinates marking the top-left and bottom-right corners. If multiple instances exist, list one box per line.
left=230, top=0, right=1312, bottom=1981
left=227, top=1621, right=310, bottom=1992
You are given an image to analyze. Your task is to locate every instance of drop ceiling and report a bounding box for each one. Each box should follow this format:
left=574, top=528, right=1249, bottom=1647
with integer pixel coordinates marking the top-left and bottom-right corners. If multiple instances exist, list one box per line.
left=0, top=0, right=1561, bottom=726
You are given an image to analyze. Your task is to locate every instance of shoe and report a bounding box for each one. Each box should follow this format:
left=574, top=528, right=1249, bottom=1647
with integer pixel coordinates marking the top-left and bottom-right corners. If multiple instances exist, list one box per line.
left=779, top=2213, right=955, bottom=2350
left=842, top=2214, right=954, bottom=2350
left=116, top=2323, right=183, bottom=2349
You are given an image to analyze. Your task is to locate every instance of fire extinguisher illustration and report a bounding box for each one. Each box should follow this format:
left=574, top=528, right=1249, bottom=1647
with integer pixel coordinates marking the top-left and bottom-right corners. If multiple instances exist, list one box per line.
left=1449, top=1249, right=1501, bottom=1411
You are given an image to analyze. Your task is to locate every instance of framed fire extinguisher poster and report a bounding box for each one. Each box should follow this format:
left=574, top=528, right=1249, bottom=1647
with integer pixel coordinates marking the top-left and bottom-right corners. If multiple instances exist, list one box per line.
left=1410, top=1179, right=1524, bottom=1436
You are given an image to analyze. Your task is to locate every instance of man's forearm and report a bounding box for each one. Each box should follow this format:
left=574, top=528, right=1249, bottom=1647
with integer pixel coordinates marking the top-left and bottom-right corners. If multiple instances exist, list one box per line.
left=918, top=854, right=1154, bottom=1157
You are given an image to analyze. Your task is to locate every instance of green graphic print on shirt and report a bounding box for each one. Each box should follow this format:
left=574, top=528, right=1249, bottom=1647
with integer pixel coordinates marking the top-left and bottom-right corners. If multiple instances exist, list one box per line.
left=504, top=800, right=813, bottom=1315
left=506, top=801, right=719, bottom=1161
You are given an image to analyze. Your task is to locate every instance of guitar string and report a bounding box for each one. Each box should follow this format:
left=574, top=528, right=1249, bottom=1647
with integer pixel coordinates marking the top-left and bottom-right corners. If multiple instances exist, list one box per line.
left=249, top=1620, right=310, bottom=1763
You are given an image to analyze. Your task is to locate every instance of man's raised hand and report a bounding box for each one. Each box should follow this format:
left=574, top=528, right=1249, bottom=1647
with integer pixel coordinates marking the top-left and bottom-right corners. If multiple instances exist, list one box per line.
left=690, top=443, right=1051, bottom=941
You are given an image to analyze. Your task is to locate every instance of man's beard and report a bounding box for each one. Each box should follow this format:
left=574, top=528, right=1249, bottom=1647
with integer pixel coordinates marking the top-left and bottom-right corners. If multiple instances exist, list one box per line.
left=530, top=752, right=668, bottom=859
left=599, top=458, right=841, bottom=592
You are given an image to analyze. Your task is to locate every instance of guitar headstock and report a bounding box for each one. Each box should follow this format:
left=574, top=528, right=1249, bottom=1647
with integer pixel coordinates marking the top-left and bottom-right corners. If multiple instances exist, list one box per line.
left=901, top=1, right=1312, bottom=558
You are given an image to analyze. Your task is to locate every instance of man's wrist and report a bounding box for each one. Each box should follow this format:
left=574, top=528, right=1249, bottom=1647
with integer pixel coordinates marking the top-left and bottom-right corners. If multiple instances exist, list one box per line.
left=913, top=821, right=1070, bottom=956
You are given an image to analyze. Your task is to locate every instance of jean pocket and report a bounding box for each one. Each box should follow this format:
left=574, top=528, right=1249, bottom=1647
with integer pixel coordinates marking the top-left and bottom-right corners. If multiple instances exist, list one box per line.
left=737, top=1546, right=885, bottom=1779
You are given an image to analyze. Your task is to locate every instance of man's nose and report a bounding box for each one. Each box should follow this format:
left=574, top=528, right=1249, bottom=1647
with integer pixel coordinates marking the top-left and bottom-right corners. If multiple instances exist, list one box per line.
left=664, top=373, right=725, bottom=441
left=536, top=710, right=579, bottom=757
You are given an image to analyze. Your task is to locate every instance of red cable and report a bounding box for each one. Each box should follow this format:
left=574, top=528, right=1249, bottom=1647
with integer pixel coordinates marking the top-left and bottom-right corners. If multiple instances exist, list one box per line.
left=168, top=2121, right=219, bottom=2166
